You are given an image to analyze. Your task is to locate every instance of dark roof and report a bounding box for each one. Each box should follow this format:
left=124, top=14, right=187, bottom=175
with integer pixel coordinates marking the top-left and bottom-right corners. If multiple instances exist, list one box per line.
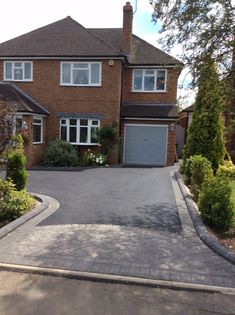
left=181, top=104, right=194, bottom=112
left=121, top=103, right=177, bottom=119
left=0, top=17, right=121, bottom=57
left=0, top=17, right=181, bottom=65
left=90, top=28, right=181, bottom=65
left=0, top=82, right=49, bottom=115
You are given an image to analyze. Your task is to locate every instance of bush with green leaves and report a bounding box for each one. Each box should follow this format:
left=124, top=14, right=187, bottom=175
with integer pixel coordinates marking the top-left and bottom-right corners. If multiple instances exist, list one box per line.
left=99, top=122, right=119, bottom=158
left=43, top=139, right=78, bottom=167
left=188, top=155, right=213, bottom=201
left=198, top=176, right=233, bottom=230
left=80, top=151, right=107, bottom=166
left=6, top=149, right=27, bottom=191
left=0, top=179, right=35, bottom=224
left=217, top=160, right=235, bottom=179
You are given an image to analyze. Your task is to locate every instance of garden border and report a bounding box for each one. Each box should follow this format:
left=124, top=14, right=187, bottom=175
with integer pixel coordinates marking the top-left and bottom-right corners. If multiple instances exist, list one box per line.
left=175, top=170, right=235, bottom=265
left=0, top=193, right=50, bottom=240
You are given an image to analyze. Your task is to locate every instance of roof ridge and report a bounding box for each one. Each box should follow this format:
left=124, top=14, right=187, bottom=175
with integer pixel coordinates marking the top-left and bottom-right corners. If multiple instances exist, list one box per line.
left=11, top=84, right=50, bottom=114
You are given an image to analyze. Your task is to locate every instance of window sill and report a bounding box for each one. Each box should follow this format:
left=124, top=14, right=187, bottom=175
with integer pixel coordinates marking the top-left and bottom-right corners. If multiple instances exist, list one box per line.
left=70, top=143, right=99, bottom=146
left=60, top=84, right=102, bottom=87
left=3, top=79, right=33, bottom=83
left=131, top=90, right=167, bottom=93
left=33, top=142, right=43, bottom=145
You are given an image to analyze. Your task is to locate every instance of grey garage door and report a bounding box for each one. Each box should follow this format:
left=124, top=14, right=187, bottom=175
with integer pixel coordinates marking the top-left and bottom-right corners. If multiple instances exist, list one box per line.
left=124, top=124, right=168, bottom=166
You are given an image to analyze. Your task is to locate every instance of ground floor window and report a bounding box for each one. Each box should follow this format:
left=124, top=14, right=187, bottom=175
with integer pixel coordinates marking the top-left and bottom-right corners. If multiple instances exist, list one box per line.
left=33, top=117, right=43, bottom=144
left=60, top=118, right=100, bottom=145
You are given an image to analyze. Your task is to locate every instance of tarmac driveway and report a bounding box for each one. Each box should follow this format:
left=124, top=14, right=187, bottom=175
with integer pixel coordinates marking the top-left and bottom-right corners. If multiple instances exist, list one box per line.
left=27, top=167, right=182, bottom=232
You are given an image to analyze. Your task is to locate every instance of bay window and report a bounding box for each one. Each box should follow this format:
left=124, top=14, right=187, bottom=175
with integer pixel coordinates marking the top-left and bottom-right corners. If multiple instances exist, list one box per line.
left=60, top=118, right=100, bottom=145
left=133, top=69, right=167, bottom=92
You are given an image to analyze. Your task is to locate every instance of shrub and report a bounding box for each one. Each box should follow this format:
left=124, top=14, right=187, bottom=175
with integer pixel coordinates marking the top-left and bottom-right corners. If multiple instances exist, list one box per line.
left=43, top=139, right=78, bottom=166
left=6, top=150, right=27, bottom=191
left=189, top=155, right=213, bottom=201
left=217, top=160, right=235, bottom=179
left=80, top=151, right=107, bottom=166
left=99, top=122, right=119, bottom=158
left=198, top=176, right=233, bottom=230
left=0, top=179, right=35, bottom=224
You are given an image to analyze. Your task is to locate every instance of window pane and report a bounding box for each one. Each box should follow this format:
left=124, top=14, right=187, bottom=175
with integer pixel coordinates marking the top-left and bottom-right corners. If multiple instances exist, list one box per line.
left=33, top=118, right=41, bottom=124
left=156, top=70, right=166, bottom=90
left=92, top=120, right=99, bottom=126
left=145, top=70, right=154, bottom=75
left=24, top=63, right=31, bottom=80
left=69, top=127, right=77, bottom=142
left=134, top=70, right=142, bottom=90
left=16, top=118, right=22, bottom=132
left=5, top=63, right=12, bottom=79
left=62, top=63, right=71, bottom=84
left=91, top=63, right=100, bottom=84
left=80, top=119, right=88, bottom=126
left=73, top=69, right=89, bottom=84
left=74, top=63, right=88, bottom=69
left=33, top=125, right=41, bottom=142
left=61, top=119, right=66, bottom=125
left=91, top=127, right=99, bottom=143
left=69, top=119, right=77, bottom=125
left=14, top=68, right=23, bottom=80
left=80, top=127, right=88, bottom=143
left=144, top=75, right=154, bottom=91
left=61, top=126, right=67, bottom=141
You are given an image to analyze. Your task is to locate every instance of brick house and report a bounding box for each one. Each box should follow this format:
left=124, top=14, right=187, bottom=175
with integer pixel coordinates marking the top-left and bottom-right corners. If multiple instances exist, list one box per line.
left=0, top=2, right=182, bottom=167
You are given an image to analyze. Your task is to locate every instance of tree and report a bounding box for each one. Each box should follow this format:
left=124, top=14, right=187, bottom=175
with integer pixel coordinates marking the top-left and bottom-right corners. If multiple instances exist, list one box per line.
left=150, top=0, right=235, bottom=158
left=0, top=99, right=15, bottom=159
left=150, top=0, right=234, bottom=80
left=185, top=58, right=225, bottom=170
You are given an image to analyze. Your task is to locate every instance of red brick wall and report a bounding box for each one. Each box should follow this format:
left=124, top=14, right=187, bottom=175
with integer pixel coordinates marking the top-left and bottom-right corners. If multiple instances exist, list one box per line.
left=121, top=119, right=176, bottom=166
left=122, top=67, right=180, bottom=104
left=0, top=60, right=122, bottom=165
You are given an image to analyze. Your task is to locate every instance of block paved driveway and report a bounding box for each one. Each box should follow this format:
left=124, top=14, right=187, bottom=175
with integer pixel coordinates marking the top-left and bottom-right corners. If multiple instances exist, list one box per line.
left=0, top=167, right=235, bottom=287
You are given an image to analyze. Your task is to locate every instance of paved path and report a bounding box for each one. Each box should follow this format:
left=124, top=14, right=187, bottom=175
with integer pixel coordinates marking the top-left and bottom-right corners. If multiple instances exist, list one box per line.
left=0, top=167, right=235, bottom=287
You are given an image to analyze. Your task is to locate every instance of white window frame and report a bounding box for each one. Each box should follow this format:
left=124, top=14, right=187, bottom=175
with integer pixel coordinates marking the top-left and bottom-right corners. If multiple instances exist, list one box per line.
left=60, top=118, right=100, bottom=145
left=132, top=69, right=167, bottom=93
left=33, top=116, right=43, bottom=144
left=4, top=61, right=33, bottom=82
left=60, top=62, right=102, bottom=86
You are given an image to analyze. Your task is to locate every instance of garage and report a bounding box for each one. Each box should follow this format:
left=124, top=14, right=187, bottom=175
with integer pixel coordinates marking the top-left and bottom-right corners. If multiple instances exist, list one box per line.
left=124, top=124, right=168, bottom=166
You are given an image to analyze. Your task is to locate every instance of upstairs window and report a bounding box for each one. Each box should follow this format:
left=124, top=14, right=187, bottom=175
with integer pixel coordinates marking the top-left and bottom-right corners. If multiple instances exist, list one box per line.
left=133, top=69, right=167, bottom=92
left=4, top=61, right=33, bottom=81
left=61, top=62, right=101, bottom=86
left=60, top=118, right=100, bottom=145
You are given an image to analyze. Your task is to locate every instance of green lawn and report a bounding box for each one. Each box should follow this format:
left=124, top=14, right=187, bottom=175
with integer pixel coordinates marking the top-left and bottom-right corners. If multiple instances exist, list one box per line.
left=230, top=180, right=235, bottom=227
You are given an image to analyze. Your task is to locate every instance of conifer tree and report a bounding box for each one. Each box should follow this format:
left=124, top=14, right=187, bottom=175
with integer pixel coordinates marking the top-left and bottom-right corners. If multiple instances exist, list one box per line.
left=186, top=58, right=225, bottom=170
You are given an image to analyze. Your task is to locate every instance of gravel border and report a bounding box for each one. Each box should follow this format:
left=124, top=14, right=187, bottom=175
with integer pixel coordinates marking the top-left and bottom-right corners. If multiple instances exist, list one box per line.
left=0, top=193, right=50, bottom=240
left=175, top=170, right=235, bottom=265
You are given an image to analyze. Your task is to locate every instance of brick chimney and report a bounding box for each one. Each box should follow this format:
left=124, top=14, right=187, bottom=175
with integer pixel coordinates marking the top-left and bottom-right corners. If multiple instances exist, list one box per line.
left=122, top=2, right=133, bottom=55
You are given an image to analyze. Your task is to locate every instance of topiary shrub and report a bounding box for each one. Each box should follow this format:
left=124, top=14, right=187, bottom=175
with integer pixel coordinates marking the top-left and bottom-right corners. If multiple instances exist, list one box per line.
left=217, top=160, right=235, bottom=179
left=0, top=179, right=35, bottom=224
left=43, top=139, right=78, bottom=167
left=189, top=155, right=213, bottom=201
left=198, top=176, right=233, bottom=230
left=6, top=150, right=27, bottom=191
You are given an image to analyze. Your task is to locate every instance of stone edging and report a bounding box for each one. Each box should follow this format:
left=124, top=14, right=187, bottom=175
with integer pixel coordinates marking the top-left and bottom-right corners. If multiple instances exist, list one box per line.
left=0, top=193, right=50, bottom=240
left=175, top=170, right=235, bottom=265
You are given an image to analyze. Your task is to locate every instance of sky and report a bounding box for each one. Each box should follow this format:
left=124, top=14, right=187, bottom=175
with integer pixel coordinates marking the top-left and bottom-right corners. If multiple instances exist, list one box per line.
left=0, top=0, right=196, bottom=108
